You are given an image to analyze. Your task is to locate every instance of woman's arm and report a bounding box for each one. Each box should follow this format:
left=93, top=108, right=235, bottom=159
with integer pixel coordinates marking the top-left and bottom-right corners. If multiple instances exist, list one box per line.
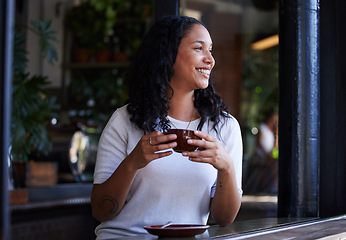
left=91, top=131, right=177, bottom=222
left=91, top=156, right=138, bottom=222
left=183, top=129, right=242, bottom=226
left=209, top=160, right=241, bottom=226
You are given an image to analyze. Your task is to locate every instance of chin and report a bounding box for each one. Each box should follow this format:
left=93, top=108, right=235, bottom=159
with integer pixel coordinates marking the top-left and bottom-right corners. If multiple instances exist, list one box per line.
left=198, top=81, right=209, bottom=89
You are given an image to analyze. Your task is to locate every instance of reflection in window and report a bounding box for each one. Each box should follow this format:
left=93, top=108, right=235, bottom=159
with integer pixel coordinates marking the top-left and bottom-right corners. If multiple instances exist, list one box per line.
left=181, top=0, right=278, bottom=197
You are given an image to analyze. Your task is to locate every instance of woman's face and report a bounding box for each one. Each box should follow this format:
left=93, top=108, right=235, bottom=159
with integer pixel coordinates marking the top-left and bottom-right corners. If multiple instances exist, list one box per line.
left=170, top=24, right=215, bottom=92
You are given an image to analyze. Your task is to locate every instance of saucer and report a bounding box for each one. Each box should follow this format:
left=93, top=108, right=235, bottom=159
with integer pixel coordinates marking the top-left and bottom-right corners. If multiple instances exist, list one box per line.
left=144, top=224, right=209, bottom=237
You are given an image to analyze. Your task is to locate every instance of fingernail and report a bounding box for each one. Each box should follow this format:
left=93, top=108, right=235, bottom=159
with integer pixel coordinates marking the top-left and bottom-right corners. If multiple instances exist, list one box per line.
left=170, top=134, right=177, bottom=139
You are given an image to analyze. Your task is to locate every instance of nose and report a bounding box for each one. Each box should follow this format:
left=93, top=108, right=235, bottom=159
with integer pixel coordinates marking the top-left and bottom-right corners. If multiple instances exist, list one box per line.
left=204, top=51, right=215, bottom=68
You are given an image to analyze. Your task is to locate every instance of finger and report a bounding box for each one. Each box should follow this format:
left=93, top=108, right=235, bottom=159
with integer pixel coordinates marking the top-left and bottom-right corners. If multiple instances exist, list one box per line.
left=188, top=155, right=219, bottom=166
left=187, top=138, right=212, bottom=150
left=148, top=132, right=176, bottom=146
left=188, top=156, right=210, bottom=163
left=145, top=150, right=174, bottom=163
left=194, top=130, right=216, bottom=142
left=145, top=131, right=162, bottom=146
left=152, top=141, right=177, bottom=152
left=143, top=145, right=174, bottom=159
left=153, top=150, right=174, bottom=160
left=156, top=133, right=177, bottom=144
left=183, top=148, right=214, bottom=158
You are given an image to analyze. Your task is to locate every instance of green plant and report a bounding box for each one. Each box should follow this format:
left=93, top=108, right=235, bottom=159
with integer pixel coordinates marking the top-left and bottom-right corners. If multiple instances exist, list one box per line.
left=241, top=46, right=278, bottom=158
left=89, top=0, right=125, bottom=36
left=64, top=0, right=154, bottom=126
left=241, top=46, right=278, bottom=128
left=65, top=1, right=111, bottom=50
left=68, top=70, right=128, bottom=127
left=65, top=0, right=154, bottom=52
left=11, top=20, right=60, bottom=161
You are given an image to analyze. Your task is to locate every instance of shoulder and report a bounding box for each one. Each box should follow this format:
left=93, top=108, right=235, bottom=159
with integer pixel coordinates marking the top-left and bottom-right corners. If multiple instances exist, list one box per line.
left=202, top=113, right=241, bottom=144
left=212, top=113, right=242, bottom=146
left=109, top=105, right=130, bottom=122
left=219, top=112, right=241, bottom=132
left=100, top=104, right=140, bottom=140
left=105, top=105, right=133, bottom=129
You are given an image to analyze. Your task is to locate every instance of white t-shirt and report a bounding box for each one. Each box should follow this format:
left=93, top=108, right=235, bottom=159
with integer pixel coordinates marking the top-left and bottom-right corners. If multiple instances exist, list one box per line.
left=93, top=105, right=243, bottom=239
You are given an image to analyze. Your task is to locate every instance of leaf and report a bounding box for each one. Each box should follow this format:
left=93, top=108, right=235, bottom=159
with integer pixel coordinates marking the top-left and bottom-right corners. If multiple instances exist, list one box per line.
left=13, top=30, right=28, bottom=74
left=11, top=73, right=60, bottom=159
left=30, top=20, right=59, bottom=64
left=12, top=20, right=61, bottom=160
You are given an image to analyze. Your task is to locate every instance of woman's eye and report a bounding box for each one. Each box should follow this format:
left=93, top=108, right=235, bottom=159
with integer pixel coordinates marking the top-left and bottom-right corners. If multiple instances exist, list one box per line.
left=194, top=47, right=202, bottom=50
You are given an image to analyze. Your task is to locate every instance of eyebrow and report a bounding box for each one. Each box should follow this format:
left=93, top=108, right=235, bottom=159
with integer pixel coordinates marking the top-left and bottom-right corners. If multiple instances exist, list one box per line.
left=191, top=40, right=213, bottom=47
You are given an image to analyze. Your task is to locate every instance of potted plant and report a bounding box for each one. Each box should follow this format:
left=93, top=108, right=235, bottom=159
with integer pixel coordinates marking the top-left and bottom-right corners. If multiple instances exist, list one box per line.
left=109, top=0, right=154, bottom=61
left=65, top=1, right=116, bottom=62
left=10, top=20, right=60, bottom=188
left=64, top=0, right=154, bottom=63
left=64, top=2, right=96, bottom=62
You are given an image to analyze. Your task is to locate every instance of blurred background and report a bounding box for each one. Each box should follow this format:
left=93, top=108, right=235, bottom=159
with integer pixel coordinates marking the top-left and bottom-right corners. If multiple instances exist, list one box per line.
left=8, top=0, right=279, bottom=239
left=11, top=0, right=278, bottom=192
left=6, top=0, right=346, bottom=239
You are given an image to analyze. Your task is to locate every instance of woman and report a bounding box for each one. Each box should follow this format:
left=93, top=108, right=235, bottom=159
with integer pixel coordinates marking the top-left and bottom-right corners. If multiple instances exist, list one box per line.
left=91, top=16, right=243, bottom=239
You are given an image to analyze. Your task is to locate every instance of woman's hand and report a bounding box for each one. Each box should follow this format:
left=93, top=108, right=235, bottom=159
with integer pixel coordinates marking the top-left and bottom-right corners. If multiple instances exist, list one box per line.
left=182, top=130, right=231, bottom=171
left=126, top=131, right=177, bottom=170
left=182, top=130, right=241, bottom=226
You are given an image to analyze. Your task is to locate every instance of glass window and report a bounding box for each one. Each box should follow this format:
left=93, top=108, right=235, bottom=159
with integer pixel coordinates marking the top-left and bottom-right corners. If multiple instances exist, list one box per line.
left=181, top=0, right=279, bottom=214
left=11, top=0, right=155, bottom=184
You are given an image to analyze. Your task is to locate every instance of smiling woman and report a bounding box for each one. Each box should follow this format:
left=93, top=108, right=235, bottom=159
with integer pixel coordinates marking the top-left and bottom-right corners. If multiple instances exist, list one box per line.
left=91, top=15, right=243, bottom=239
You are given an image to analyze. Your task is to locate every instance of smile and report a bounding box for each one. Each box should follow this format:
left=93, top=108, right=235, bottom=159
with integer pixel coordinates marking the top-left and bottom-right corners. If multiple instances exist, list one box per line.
left=196, top=68, right=211, bottom=75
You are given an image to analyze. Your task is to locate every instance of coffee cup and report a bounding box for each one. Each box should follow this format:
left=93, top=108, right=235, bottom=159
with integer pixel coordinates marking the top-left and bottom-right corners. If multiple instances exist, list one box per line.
left=166, top=129, right=201, bottom=153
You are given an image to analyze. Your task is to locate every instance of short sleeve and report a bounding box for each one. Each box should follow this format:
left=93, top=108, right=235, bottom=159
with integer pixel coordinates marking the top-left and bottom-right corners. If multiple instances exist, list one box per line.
left=93, top=108, right=130, bottom=184
left=210, top=115, right=243, bottom=197
left=223, top=116, right=243, bottom=196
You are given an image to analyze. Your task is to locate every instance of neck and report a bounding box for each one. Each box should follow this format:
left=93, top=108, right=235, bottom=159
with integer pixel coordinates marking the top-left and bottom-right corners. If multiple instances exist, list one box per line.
left=168, top=91, right=198, bottom=121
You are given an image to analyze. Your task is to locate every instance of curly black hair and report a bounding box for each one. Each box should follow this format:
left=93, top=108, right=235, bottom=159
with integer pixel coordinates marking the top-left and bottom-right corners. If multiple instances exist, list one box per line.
left=126, top=15, right=229, bottom=134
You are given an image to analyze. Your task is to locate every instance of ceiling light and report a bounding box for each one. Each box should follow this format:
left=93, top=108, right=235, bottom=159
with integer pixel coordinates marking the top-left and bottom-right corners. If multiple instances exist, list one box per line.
left=251, top=34, right=279, bottom=50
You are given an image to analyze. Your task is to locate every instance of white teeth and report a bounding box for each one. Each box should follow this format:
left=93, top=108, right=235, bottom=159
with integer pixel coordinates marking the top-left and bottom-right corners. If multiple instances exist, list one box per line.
left=197, top=69, right=210, bottom=75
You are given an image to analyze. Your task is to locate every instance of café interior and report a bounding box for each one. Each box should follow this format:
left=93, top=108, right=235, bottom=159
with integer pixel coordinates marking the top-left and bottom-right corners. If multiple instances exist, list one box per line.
left=1, top=0, right=346, bottom=239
